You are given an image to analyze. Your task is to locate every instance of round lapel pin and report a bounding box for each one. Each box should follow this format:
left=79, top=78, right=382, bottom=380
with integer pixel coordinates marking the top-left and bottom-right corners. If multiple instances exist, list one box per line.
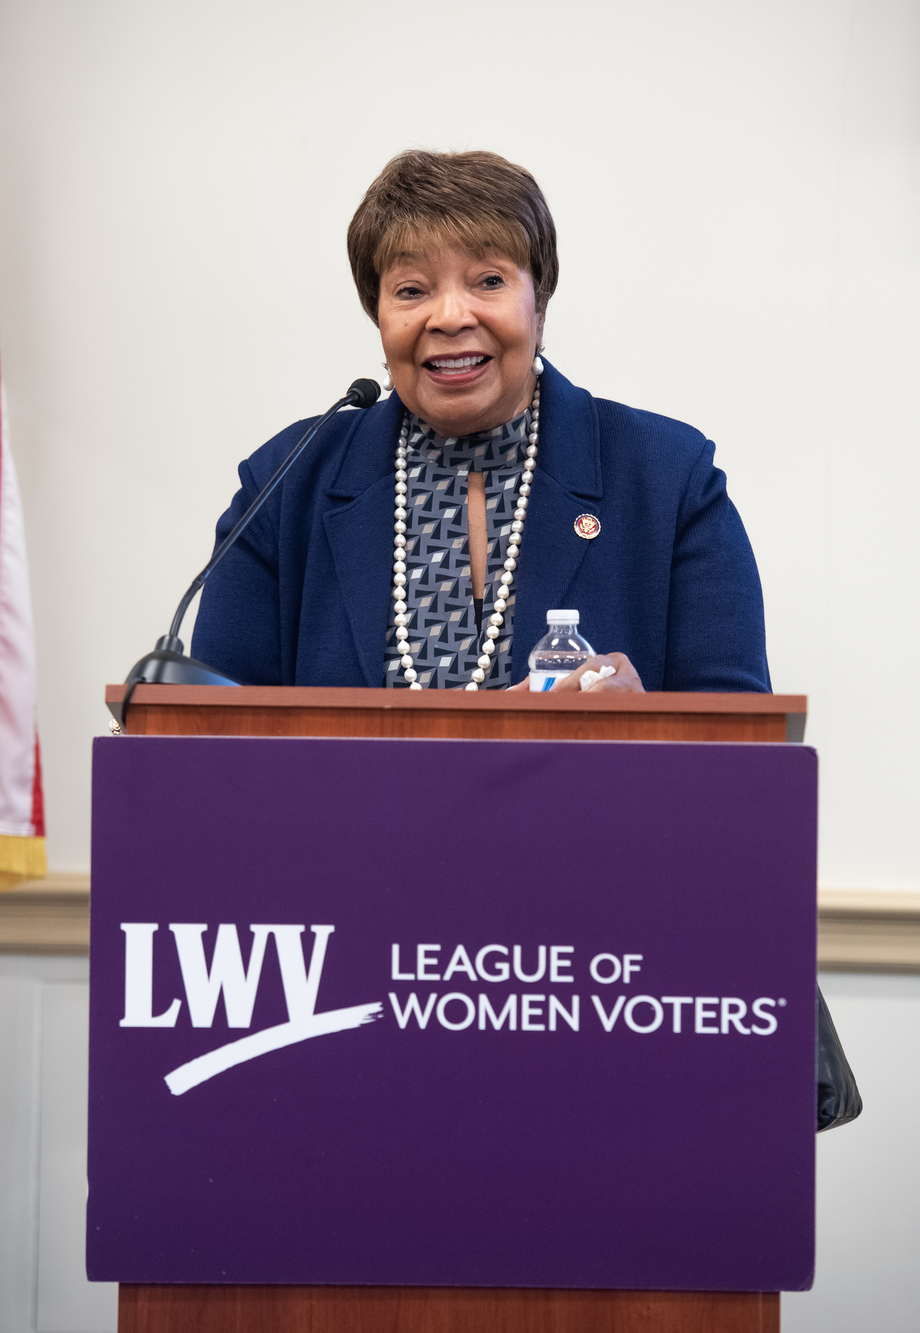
left=574, top=513, right=601, bottom=540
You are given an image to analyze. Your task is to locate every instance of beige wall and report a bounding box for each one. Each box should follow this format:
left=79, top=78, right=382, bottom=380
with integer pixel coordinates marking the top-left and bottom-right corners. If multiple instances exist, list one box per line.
left=0, top=0, right=917, bottom=883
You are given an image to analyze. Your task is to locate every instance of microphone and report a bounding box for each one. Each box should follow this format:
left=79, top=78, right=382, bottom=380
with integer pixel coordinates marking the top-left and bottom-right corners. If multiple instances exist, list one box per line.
left=112, top=378, right=381, bottom=728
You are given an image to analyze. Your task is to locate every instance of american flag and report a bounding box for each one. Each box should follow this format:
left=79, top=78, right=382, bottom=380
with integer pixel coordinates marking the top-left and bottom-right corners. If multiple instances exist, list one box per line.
left=0, top=366, right=45, bottom=887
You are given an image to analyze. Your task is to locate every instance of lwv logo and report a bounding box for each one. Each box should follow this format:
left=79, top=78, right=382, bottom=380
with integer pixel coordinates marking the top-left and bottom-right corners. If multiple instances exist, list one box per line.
left=120, top=923, right=382, bottom=1096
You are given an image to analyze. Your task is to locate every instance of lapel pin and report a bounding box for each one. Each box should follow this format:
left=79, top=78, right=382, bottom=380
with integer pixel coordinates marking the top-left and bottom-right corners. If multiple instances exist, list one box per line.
left=574, top=513, right=601, bottom=540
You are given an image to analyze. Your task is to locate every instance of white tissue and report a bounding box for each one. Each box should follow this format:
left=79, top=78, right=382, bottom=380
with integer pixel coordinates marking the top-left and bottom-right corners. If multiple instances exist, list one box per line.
left=579, top=664, right=617, bottom=691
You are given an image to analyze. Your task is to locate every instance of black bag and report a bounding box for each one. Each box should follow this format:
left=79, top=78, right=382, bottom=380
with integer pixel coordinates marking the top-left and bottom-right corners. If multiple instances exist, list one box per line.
left=816, top=986, right=863, bottom=1132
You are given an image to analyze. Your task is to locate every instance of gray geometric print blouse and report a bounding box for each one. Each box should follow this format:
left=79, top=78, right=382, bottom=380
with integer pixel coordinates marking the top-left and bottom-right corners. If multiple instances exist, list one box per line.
left=383, top=408, right=532, bottom=689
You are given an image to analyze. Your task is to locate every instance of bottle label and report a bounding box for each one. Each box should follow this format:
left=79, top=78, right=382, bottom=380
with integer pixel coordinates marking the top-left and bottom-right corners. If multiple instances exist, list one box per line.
left=528, top=670, right=572, bottom=692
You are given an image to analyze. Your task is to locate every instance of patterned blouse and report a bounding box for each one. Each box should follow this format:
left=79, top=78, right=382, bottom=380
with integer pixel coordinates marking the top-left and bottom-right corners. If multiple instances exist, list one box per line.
left=383, top=408, right=532, bottom=689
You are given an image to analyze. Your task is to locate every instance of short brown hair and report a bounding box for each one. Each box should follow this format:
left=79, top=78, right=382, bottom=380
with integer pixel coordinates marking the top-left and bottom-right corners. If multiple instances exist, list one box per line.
left=347, top=149, right=559, bottom=324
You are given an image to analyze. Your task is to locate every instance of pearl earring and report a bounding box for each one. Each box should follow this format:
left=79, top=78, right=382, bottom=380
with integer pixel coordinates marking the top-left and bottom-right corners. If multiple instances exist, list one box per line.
left=382, top=363, right=394, bottom=392
left=532, top=354, right=544, bottom=376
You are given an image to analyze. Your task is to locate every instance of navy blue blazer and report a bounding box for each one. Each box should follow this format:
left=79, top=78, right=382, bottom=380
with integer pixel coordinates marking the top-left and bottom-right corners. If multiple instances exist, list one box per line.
left=191, top=361, right=771, bottom=692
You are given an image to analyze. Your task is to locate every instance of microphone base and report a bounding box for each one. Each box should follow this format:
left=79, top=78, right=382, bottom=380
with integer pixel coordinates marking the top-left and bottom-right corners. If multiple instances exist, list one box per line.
left=110, top=639, right=240, bottom=730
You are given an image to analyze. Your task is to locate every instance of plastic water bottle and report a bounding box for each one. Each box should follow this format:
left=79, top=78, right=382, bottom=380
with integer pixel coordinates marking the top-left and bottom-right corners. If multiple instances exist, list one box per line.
left=528, top=611, right=595, bottom=691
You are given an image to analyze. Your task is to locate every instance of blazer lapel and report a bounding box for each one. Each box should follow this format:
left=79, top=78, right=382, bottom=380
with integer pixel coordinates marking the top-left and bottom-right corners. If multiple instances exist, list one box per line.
left=512, top=362, right=605, bottom=682
left=323, top=393, right=404, bottom=687
left=322, top=366, right=605, bottom=688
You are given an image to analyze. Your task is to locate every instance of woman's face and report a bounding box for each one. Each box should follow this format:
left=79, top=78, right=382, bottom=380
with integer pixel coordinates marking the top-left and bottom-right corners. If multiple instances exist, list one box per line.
left=377, top=244, right=544, bottom=437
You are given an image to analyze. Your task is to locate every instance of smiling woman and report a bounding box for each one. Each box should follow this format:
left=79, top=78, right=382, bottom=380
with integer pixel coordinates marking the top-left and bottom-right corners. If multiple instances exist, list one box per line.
left=376, top=248, right=541, bottom=440
left=191, top=149, right=770, bottom=695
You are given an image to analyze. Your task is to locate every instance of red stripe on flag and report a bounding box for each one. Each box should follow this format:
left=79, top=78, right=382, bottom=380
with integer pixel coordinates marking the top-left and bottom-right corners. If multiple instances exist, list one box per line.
left=31, top=731, right=45, bottom=837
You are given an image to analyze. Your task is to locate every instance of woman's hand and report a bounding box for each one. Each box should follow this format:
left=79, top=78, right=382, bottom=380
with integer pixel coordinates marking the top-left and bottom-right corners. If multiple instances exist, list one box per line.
left=507, top=653, right=645, bottom=693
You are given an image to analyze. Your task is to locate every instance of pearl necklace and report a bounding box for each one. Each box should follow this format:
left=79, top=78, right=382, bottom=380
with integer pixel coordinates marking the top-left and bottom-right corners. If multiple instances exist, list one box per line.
left=392, top=384, right=541, bottom=690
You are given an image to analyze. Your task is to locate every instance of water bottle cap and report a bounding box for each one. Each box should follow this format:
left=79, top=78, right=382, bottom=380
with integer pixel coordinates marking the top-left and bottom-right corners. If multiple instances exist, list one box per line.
left=546, top=609, right=580, bottom=624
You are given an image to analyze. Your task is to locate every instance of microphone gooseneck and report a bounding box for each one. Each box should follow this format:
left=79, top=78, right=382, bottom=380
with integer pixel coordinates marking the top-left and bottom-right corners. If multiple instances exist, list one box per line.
left=166, top=378, right=381, bottom=641
left=112, top=378, right=381, bottom=729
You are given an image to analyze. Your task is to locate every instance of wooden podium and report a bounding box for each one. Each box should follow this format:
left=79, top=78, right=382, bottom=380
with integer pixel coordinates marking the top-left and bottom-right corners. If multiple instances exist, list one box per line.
left=105, top=684, right=807, bottom=1333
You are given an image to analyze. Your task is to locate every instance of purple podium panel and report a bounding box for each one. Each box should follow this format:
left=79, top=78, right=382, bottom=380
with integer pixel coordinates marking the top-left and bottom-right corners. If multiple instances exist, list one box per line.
left=87, top=736, right=817, bottom=1291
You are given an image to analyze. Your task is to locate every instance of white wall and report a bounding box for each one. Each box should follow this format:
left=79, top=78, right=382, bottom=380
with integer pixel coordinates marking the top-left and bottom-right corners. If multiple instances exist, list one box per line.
left=0, top=957, right=118, bottom=1333
left=0, top=2, right=917, bottom=878
left=785, top=974, right=920, bottom=1332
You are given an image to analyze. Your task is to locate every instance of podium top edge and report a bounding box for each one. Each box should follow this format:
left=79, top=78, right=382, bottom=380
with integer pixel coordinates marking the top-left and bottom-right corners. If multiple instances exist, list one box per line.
left=105, top=685, right=806, bottom=717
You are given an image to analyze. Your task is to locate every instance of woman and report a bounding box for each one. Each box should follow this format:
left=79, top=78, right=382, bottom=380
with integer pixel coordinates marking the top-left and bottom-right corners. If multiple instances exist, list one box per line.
left=191, top=149, right=770, bottom=695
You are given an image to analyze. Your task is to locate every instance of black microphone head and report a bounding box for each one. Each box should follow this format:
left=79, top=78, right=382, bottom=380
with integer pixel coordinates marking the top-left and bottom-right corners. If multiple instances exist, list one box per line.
left=346, top=378, right=381, bottom=409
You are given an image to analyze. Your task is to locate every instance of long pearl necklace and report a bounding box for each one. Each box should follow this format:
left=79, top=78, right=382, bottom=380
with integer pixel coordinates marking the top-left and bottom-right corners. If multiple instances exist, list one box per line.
left=392, top=383, right=541, bottom=690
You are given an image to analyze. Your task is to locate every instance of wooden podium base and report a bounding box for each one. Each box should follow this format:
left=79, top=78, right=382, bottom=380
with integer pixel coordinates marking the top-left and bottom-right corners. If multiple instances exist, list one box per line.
left=119, top=1285, right=779, bottom=1332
